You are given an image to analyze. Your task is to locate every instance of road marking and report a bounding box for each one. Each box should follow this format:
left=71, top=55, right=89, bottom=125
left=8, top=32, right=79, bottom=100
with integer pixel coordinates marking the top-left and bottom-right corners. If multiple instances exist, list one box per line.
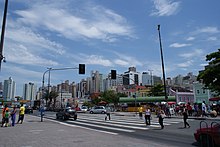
left=71, top=118, right=149, bottom=130
left=66, top=120, right=135, bottom=133
left=29, top=115, right=118, bottom=135
left=58, top=122, right=118, bottom=135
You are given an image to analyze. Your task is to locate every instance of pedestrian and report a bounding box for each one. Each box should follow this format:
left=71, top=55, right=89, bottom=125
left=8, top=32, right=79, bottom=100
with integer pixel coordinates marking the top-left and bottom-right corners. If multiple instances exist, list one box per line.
left=183, top=109, right=190, bottom=128
left=145, top=109, right=151, bottom=125
left=17, top=104, right=25, bottom=124
left=105, top=107, right=111, bottom=121
left=1, top=104, right=9, bottom=127
left=10, top=106, right=17, bottom=126
left=138, top=106, right=143, bottom=119
left=159, top=110, right=165, bottom=129
left=4, top=110, right=10, bottom=127
left=202, top=101, right=208, bottom=117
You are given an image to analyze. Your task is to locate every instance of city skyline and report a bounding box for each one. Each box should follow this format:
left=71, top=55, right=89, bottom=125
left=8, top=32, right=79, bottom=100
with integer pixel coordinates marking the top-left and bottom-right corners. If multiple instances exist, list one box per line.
left=0, top=0, right=219, bottom=96
left=1, top=69, right=196, bottom=97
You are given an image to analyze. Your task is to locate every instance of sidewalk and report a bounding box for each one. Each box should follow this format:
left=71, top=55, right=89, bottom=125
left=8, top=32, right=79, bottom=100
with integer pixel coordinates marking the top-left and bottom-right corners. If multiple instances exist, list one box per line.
left=0, top=114, right=168, bottom=147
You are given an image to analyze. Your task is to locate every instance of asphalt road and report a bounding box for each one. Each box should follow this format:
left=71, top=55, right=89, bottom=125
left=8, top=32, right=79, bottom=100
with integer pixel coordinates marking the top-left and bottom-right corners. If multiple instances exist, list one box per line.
left=1, top=110, right=219, bottom=147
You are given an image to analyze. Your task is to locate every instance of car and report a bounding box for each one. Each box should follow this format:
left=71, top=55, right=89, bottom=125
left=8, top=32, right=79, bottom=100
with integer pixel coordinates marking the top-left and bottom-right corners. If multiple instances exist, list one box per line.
left=25, top=106, right=33, bottom=114
left=56, top=107, right=77, bottom=120
left=194, top=122, right=220, bottom=147
left=80, top=106, right=88, bottom=112
left=89, top=106, right=106, bottom=114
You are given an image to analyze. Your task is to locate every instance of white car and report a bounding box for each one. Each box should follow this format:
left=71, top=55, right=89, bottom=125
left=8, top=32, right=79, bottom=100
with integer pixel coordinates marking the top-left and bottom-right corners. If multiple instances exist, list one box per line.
left=80, top=106, right=88, bottom=112
left=90, top=106, right=106, bottom=114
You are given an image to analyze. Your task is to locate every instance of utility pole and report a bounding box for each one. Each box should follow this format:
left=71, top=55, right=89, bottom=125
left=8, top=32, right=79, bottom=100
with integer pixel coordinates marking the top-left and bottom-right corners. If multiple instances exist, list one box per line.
left=157, top=25, right=168, bottom=100
left=0, top=0, right=8, bottom=70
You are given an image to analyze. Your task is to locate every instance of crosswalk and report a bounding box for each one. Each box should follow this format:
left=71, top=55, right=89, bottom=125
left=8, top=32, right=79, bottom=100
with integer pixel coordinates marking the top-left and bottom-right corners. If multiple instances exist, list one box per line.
left=45, top=113, right=186, bottom=134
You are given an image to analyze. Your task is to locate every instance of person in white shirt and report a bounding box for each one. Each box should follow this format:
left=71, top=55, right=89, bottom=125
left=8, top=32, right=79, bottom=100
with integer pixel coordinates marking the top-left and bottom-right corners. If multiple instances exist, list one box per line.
left=145, top=109, right=151, bottom=125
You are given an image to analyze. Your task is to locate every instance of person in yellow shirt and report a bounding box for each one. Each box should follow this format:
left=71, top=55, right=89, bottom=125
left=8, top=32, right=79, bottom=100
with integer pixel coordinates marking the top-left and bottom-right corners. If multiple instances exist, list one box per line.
left=17, top=104, right=25, bottom=124
left=138, top=106, right=143, bottom=119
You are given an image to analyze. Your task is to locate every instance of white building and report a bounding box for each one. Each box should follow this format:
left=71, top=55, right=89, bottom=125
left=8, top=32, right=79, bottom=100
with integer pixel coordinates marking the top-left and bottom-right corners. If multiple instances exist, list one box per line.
left=3, top=77, right=16, bottom=101
left=23, top=82, right=36, bottom=101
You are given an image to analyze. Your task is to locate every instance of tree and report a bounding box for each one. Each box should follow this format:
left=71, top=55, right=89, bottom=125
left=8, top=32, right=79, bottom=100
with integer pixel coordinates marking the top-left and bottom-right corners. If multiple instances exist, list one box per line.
left=148, top=84, right=165, bottom=96
left=197, top=49, right=220, bottom=95
left=45, top=90, right=59, bottom=108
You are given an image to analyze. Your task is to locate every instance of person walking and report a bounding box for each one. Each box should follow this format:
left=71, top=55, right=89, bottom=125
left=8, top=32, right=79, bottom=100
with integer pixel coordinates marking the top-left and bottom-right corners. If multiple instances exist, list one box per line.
left=159, top=110, right=165, bottom=129
left=1, top=104, right=9, bottom=127
left=183, top=109, right=190, bottom=128
left=105, top=107, right=111, bottom=121
left=10, top=106, right=17, bottom=127
left=145, top=109, right=151, bottom=125
left=202, top=101, right=208, bottom=117
left=4, top=110, right=10, bottom=127
left=138, top=106, right=143, bottom=119
left=17, top=104, right=25, bottom=124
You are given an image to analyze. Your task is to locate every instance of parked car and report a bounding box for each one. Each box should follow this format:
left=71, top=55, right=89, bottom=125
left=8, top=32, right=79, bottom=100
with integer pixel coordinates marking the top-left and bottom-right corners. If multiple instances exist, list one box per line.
left=194, top=122, right=220, bottom=146
left=56, top=107, right=77, bottom=120
left=90, top=106, right=106, bottom=114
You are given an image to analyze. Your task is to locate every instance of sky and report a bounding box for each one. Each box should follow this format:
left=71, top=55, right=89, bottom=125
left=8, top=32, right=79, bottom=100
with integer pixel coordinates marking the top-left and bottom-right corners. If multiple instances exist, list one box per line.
left=0, top=0, right=220, bottom=96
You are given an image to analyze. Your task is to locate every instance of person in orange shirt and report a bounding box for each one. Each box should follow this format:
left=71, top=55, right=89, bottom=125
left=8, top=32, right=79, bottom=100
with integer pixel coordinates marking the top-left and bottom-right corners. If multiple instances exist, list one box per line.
left=1, top=104, right=9, bottom=127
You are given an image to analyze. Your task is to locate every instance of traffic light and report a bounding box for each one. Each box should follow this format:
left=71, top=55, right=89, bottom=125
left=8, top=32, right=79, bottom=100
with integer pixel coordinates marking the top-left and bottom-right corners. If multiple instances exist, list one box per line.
left=111, top=70, right=116, bottom=79
left=79, top=64, right=85, bottom=74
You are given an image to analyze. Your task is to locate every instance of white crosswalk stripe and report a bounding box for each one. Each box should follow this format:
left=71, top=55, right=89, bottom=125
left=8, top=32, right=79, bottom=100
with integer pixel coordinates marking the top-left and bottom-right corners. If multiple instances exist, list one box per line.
left=45, top=113, right=185, bottom=133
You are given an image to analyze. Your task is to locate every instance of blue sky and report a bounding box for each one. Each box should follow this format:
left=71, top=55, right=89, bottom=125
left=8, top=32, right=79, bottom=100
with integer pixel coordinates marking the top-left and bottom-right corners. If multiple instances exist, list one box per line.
left=0, top=0, right=220, bottom=96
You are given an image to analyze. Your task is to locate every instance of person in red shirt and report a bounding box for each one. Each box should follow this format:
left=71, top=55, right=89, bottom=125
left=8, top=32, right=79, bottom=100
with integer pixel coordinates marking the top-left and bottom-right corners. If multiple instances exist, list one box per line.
left=186, top=102, right=192, bottom=116
left=1, top=104, right=9, bottom=127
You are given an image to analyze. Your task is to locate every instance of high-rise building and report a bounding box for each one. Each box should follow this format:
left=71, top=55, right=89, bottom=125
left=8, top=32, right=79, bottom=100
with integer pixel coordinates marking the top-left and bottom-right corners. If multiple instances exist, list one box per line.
left=23, top=82, right=36, bottom=101
left=142, top=72, right=154, bottom=86
left=123, top=67, right=140, bottom=85
left=3, top=77, right=16, bottom=101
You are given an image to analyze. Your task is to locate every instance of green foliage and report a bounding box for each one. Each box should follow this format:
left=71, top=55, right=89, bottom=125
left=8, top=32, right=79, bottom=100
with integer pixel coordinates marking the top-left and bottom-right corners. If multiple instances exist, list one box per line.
left=100, top=90, right=126, bottom=106
left=148, top=84, right=165, bottom=96
left=197, top=49, right=220, bottom=95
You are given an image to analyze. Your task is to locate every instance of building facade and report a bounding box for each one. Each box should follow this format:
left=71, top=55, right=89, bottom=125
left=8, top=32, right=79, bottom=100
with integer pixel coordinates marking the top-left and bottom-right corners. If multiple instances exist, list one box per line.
left=3, top=77, right=16, bottom=101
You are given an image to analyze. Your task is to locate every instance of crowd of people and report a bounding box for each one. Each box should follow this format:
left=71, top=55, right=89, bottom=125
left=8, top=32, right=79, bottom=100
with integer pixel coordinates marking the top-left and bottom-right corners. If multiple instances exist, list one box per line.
left=1, top=104, right=25, bottom=127
left=137, top=100, right=220, bottom=129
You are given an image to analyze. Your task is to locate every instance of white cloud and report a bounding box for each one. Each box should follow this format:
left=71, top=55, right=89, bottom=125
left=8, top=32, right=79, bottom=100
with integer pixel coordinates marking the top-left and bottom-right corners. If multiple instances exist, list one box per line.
left=177, top=60, right=193, bottom=68
left=6, top=44, right=59, bottom=66
left=186, top=37, right=195, bottom=41
left=6, top=26, right=65, bottom=55
left=113, top=51, right=143, bottom=67
left=200, top=63, right=208, bottom=67
left=170, top=43, right=191, bottom=48
left=207, top=37, right=217, bottom=41
left=114, top=59, right=130, bottom=66
left=195, top=27, right=220, bottom=34
left=77, top=54, right=113, bottom=66
left=179, top=49, right=204, bottom=59
left=14, top=2, right=134, bottom=42
left=151, top=0, right=181, bottom=16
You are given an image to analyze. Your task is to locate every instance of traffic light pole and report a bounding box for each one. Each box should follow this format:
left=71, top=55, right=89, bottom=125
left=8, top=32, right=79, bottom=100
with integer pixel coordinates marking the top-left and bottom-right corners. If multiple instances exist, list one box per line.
left=40, top=67, right=80, bottom=122
left=110, top=72, right=138, bottom=114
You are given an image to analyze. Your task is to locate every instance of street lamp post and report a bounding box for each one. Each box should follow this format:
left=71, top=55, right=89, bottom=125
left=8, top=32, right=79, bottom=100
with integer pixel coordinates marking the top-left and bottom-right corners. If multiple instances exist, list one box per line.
left=157, top=25, right=168, bottom=100
left=0, top=0, right=8, bottom=70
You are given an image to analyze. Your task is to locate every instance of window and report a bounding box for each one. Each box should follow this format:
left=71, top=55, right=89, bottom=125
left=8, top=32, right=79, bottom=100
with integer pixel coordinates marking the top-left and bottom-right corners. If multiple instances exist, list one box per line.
left=197, top=90, right=200, bottom=94
left=179, top=96, right=182, bottom=101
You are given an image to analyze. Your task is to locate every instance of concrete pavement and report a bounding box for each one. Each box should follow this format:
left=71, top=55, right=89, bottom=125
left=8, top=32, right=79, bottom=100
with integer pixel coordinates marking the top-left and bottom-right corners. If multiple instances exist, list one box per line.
left=0, top=114, right=172, bottom=147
